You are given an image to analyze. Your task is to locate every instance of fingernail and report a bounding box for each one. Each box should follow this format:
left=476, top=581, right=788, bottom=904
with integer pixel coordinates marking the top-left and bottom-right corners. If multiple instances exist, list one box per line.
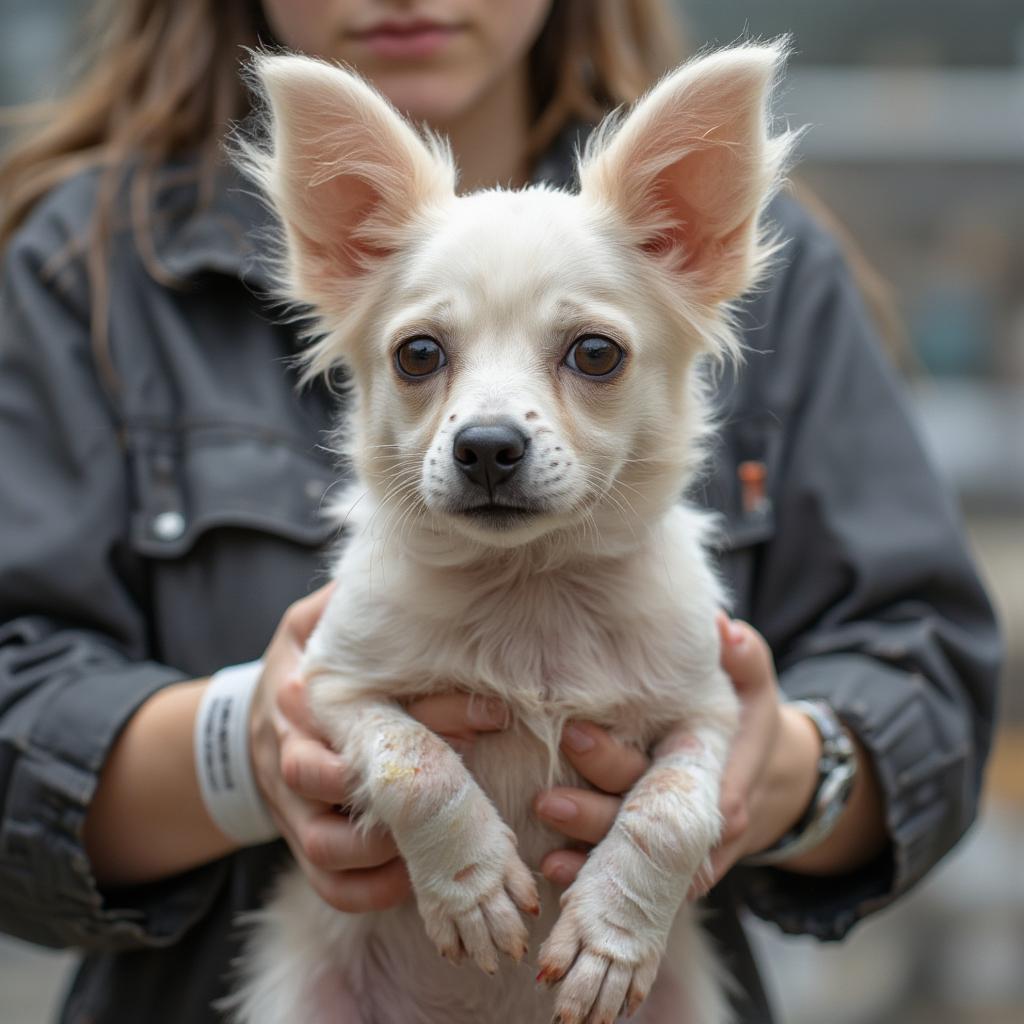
left=727, top=622, right=746, bottom=647
left=536, top=795, right=577, bottom=822
left=467, top=697, right=509, bottom=730
left=544, top=864, right=572, bottom=887
left=562, top=723, right=595, bottom=753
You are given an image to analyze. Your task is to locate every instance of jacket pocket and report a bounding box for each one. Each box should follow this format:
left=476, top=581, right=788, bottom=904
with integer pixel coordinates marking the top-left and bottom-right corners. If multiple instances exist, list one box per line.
left=127, top=428, right=340, bottom=558
left=124, top=428, right=344, bottom=674
left=704, top=416, right=781, bottom=616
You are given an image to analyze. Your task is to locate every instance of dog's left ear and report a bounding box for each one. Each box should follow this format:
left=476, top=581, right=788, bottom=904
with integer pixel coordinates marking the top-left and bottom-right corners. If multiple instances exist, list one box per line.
left=579, top=43, right=795, bottom=306
left=242, top=54, right=456, bottom=309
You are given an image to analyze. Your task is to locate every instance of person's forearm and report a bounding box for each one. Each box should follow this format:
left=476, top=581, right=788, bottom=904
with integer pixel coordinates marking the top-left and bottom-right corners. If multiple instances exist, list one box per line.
left=82, top=679, right=240, bottom=886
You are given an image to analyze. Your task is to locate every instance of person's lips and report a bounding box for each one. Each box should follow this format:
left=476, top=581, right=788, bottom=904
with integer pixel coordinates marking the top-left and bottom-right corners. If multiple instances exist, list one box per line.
left=347, top=19, right=465, bottom=60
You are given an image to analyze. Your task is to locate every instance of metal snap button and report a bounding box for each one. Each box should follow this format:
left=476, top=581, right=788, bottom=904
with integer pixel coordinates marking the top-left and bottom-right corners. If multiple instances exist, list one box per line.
left=152, top=510, right=186, bottom=541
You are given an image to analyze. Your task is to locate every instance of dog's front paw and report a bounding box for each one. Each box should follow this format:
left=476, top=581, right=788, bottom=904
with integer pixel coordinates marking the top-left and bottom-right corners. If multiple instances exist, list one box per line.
left=537, top=905, right=661, bottom=1023
left=416, top=821, right=539, bottom=975
left=537, top=846, right=682, bottom=1023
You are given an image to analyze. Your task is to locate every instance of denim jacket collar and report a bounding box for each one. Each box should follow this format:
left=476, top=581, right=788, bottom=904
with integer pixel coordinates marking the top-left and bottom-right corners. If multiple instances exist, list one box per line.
left=154, top=123, right=588, bottom=288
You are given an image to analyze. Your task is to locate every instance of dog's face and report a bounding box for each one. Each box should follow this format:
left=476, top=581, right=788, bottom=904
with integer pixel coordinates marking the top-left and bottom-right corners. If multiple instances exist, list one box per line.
left=342, top=186, right=708, bottom=549
left=247, top=48, right=790, bottom=552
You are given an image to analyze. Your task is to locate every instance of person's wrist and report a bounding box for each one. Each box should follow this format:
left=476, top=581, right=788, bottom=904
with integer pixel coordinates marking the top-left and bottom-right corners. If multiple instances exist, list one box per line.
left=745, top=700, right=858, bottom=867
left=753, top=702, right=823, bottom=854
left=249, top=670, right=280, bottom=810
left=194, top=660, right=280, bottom=845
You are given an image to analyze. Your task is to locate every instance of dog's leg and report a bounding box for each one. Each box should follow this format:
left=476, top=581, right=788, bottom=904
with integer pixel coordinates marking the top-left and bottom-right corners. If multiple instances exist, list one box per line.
left=537, top=703, right=737, bottom=1024
left=310, top=689, right=540, bottom=975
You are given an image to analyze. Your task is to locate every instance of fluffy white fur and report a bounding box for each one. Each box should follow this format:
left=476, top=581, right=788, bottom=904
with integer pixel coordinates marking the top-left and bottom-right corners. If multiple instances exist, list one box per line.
left=229, top=42, right=795, bottom=1024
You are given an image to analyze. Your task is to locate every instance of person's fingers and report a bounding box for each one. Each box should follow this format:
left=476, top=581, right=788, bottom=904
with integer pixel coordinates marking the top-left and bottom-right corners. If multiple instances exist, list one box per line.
left=309, top=858, right=412, bottom=914
left=282, top=582, right=337, bottom=647
left=716, top=614, right=781, bottom=819
left=539, top=848, right=588, bottom=888
left=275, top=674, right=329, bottom=741
left=559, top=722, right=649, bottom=795
left=278, top=731, right=350, bottom=804
left=274, top=801, right=410, bottom=913
left=689, top=838, right=744, bottom=901
left=405, top=692, right=509, bottom=739
left=534, top=787, right=622, bottom=845
left=296, top=813, right=399, bottom=872
left=708, top=839, right=742, bottom=889
left=717, top=615, right=776, bottom=694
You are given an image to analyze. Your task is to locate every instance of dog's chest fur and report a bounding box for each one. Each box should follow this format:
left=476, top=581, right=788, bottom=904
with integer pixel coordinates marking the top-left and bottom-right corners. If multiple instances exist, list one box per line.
left=306, top=497, right=725, bottom=746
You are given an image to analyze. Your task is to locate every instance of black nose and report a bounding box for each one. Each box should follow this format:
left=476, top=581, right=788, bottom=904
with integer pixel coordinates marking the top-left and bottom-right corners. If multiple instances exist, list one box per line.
left=453, top=422, right=528, bottom=490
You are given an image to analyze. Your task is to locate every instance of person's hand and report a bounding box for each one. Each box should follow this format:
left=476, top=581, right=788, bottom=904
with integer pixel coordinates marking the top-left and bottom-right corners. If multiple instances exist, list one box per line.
left=533, top=718, right=651, bottom=887
left=250, top=586, right=511, bottom=912
left=534, top=615, right=822, bottom=894
left=692, top=615, right=820, bottom=893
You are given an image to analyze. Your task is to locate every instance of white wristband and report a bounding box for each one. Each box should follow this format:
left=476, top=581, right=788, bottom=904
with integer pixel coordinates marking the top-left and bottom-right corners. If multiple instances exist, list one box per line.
left=194, top=660, right=279, bottom=845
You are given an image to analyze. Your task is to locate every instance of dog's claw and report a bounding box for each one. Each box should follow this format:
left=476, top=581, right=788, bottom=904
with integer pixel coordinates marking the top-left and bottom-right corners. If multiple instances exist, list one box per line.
left=536, top=965, right=561, bottom=986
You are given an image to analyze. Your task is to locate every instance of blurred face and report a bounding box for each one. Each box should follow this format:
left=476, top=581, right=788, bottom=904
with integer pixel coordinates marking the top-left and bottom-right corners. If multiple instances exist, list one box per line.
left=260, top=0, right=553, bottom=124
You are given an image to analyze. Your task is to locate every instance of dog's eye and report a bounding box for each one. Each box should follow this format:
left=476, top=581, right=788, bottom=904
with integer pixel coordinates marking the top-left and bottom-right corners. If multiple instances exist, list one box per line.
left=396, top=337, right=447, bottom=379
left=563, top=336, right=624, bottom=378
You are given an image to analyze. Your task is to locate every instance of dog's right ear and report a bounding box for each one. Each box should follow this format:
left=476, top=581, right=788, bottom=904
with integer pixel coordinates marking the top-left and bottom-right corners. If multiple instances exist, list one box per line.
left=242, top=54, right=456, bottom=310
left=578, top=43, right=795, bottom=312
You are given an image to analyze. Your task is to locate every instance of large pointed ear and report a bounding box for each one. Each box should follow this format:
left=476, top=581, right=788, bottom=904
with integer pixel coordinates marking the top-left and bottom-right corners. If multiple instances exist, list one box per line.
left=240, top=54, right=456, bottom=307
left=579, top=43, right=795, bottom=305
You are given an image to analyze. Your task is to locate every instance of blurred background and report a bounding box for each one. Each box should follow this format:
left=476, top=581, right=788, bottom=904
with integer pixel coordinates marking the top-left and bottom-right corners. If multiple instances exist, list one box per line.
left=0, top=0, right=1021, bottom=1021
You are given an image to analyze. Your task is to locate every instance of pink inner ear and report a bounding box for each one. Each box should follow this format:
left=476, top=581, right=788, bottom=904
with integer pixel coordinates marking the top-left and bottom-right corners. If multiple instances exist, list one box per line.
left=635, top=121, right=770, bottom=302
left=643, top=166, right=759, bottom=285
left=580, top=46, right=792, bottom=305
left=292, top=179, right=396, bottom=286
left=251, top=55, right=456, bottom=307
left=640, top=179, right=700, bottom=264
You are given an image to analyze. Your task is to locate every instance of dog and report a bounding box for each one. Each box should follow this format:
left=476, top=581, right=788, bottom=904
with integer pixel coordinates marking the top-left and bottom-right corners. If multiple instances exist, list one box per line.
left=230, top=41, right=794, bottom=1024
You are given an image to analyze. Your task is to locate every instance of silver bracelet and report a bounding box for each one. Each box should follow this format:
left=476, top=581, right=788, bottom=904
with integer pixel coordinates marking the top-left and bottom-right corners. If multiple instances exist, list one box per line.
left=744, top=699, right=857, bottom=867
left=194, top=660, right=280, bottom=845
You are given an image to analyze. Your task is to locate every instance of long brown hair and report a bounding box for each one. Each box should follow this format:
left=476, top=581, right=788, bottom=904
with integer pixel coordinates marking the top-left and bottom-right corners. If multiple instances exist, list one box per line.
left=0, top=0, right=685, bottom=393
left=0, top=0, right=265, bottom=389
left=0, top=2, right=905, bottom=379
left=0, top=0, right=685, bottom=250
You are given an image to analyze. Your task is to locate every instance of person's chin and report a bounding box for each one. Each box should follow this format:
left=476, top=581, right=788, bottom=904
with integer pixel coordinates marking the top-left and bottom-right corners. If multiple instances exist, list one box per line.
left=350, top=67, right=481, bottom=127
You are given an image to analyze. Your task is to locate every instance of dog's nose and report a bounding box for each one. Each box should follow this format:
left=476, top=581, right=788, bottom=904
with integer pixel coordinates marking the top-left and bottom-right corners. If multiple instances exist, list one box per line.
left=453, top=423, right=528, bottom=490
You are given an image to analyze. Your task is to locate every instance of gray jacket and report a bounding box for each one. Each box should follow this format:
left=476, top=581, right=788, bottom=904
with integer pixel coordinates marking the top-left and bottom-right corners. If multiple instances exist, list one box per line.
left=0, top=148, right=1001, bottom=1024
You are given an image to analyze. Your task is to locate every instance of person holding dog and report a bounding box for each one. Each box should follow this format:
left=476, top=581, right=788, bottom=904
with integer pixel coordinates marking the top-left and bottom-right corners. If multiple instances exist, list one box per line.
left=0, top=1, right=1001, bottom=1022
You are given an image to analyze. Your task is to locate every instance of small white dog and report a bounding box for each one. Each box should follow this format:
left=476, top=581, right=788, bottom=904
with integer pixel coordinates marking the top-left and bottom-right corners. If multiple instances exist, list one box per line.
left=232, top=42, right=793, bottom=1024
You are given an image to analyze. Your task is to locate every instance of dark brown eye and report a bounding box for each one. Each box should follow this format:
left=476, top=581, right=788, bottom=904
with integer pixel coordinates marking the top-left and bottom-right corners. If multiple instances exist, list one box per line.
left=396, top=337, right=447, bottom=379
left=564, top=335, right=624, bottom=378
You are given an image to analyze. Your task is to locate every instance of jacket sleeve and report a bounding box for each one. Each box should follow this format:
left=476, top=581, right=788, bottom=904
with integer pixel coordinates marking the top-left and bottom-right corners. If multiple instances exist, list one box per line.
left=732, top=207, right=1002, bottom=941
left=0, top=228, right=225, bottom=949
